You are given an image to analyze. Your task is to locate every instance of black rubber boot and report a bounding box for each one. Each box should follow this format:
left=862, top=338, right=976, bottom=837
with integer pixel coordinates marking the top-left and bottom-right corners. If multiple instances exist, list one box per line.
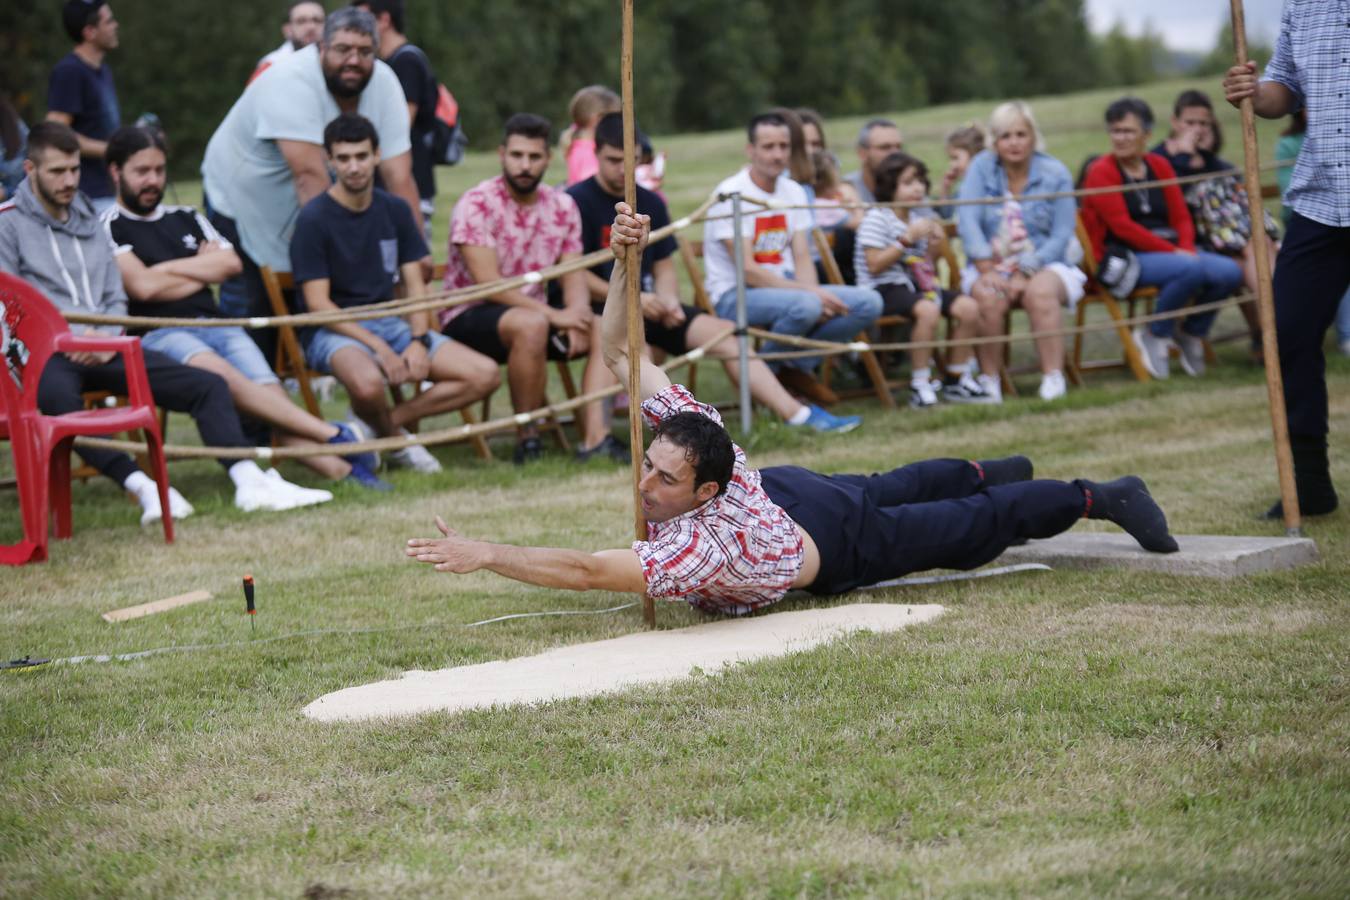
left=1263, top=434, right=1339, bottom=520
left=1078, top=476, right=1179, bottom=554
left=977, top=455, right=1034, bottom=487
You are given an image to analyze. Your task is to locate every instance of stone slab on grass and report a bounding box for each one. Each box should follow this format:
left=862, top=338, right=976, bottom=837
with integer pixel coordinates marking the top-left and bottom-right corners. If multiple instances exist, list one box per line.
left=304, top=603, right=945, bottom=722
left=997, top=533, right=1318, bottom=578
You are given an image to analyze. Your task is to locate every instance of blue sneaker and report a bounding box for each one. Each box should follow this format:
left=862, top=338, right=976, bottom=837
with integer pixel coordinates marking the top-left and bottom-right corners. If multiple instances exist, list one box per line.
left=797, top=404, right=861, bottom=434
left=328, top=421, right=378, bottom=473
left=344, top=461, right=393, bottom=492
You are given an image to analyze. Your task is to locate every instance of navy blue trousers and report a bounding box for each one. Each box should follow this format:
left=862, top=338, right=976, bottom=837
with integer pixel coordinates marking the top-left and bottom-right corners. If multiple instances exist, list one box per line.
left=760, top=459, right=1086, bottom=595
left=1273, top=213, right=1350, bottom=438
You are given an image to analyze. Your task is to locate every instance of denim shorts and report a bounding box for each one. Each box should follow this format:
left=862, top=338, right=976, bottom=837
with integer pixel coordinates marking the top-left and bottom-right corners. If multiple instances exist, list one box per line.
left=302, top=315, right=450, bottom=374
left=140, top=324, right=280, bottom=385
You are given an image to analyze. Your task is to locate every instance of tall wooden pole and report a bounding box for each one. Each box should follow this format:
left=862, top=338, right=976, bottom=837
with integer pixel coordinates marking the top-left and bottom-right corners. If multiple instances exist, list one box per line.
left=1229, top=0, right=1301, bottom=535
left=620, top=0, right=655, bottom=625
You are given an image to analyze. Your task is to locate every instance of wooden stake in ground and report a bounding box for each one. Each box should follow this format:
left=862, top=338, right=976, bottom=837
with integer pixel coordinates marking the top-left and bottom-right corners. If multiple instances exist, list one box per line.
left=1229, top=0, right=1301, bottom=535
left=102, top=590, right=213, bottom=623
left=620, top=0, right=654, bottom=626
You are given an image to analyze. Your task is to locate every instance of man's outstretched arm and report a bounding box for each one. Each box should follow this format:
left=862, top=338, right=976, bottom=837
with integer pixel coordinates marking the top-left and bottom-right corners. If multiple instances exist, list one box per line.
left=407, top=516, right=648, bottom=594
left=600, top=202, right=671, bottom=403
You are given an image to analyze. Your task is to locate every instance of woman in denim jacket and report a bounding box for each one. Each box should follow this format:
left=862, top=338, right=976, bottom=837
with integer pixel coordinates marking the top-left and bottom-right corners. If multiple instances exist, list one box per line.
left=957, top=101, right=1084, bottom=402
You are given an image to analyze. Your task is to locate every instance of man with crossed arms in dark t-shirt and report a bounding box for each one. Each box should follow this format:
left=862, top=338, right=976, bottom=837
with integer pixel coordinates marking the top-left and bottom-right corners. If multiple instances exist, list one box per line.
left=291, top=114, right=499, bottom=475
left=407, top=205, right=1180, bottom=615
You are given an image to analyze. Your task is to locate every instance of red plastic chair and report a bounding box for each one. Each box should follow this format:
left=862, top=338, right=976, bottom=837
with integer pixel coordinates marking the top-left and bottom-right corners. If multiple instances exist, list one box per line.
left=0, top=272, right=174, bottom=565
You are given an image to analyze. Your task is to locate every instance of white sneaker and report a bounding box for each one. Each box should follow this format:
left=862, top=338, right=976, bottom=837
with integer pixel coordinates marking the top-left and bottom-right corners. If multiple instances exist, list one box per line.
left=976, top=373, right=1004, bottom=404
left=1175, top=334, right=1207, bottom=377
left=909, top=379, right=940, bottom=408
left=1340, top=338, right=1350, bottom=358
left=134, top=482, right=194, bottom=526
left=1038, top=370, right=1067, bottom=401
left=235, top=468, right=332, bottom=512
left=386, top=434, right=442, bottom=473
left=264, top=468, right=333, bottom=508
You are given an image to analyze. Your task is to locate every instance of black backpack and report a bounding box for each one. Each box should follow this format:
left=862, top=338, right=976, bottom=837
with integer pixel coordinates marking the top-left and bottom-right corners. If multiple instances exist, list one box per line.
left=391, top=44, right=467, bottom=167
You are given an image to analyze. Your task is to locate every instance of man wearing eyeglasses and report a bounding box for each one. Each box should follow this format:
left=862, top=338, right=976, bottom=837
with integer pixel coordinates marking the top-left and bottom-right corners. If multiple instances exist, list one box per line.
left=201, top=6, right=422, bottom=364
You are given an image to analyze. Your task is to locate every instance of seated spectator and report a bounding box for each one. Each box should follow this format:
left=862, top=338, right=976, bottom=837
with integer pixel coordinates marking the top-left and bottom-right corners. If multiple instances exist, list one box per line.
left=560, top=85, right=620, bottom=188
left=831, top=119, right=908, bottom=285
left=102, top=126, right=388, bottom=491
left=0, top=122, right=332, bottom=522
left=440, top=113, right=600, bottom=464
left=292, top=114, right=499, bottom=472
left=1153, top=89, right=1271, bottom=361
left=855, top=152, right=990, bottom=407
left=810, top=149, right=862, bottom=234
left=1081, top=97, right=1243, bottom=379
left=936, top=123, right=984, bottom=219
left=568, top=113, right=860, bottom=436
left=704, top=112, right=882, bottom=407
left=796, top=107, right=827, bottom=156
left=957, top=100, right=1084, bottom=402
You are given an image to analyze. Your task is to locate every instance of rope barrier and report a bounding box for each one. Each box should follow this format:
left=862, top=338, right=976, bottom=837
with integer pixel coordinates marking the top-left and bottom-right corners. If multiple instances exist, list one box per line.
left=73, top=288, right=1254, bottom=461
left=73, top=327, right=736, bottom=459
left=62, top=197, right=719, bottom=330
left=61, top=161, right=1275, bottom=331
left=748, top=294, right=1251, bottom=360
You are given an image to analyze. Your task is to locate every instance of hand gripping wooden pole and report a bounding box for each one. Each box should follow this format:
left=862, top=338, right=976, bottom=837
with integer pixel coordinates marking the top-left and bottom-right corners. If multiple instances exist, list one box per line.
left=1229, top=0, right=1301, bottom=535
left=621, top=0, right=655, bottom=626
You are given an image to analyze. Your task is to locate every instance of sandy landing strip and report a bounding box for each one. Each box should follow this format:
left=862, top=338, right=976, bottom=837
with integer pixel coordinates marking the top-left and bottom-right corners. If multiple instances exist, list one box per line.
left=304, top=603, right=946, bottom=722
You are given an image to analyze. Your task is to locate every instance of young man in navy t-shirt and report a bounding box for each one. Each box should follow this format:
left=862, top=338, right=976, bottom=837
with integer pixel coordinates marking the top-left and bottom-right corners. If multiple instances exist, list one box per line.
left=291, top=114, right=499, bottom=474
left=565, top=113, right=861, bottom=435
left=46, top=1, right=122, bottom=210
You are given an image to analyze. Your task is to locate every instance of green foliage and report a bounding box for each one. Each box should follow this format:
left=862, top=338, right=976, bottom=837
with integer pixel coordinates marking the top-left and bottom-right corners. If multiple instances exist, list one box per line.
left=1193, top=19, right=1273, bottom=77
left=2, top=0, right=1194, bottom=178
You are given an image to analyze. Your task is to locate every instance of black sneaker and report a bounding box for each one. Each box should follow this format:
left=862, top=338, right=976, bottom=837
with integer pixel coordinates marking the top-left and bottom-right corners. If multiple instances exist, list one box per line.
left=513, top=436, right=544, bottom=465
left=575, top=434, right=631, bottom=464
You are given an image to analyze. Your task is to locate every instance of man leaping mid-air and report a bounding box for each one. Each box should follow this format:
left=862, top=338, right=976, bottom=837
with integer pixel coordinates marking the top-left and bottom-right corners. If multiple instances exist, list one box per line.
left=406, top=205, right=1179, bottom=616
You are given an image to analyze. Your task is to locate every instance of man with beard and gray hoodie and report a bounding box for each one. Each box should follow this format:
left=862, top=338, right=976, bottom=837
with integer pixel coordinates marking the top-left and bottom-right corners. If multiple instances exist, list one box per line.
left=0, top=122, right=334, bottom=526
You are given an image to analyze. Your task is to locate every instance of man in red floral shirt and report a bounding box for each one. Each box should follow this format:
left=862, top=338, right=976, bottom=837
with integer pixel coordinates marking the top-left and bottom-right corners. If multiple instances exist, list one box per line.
left=440, top=112, right=601, bottom=465
left=407, top=207, right=1180, bottom=614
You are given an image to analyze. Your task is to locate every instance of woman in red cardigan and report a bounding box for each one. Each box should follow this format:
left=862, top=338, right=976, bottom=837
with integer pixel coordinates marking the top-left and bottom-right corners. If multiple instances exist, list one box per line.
left=1081, top=97, right=1243, bottom=379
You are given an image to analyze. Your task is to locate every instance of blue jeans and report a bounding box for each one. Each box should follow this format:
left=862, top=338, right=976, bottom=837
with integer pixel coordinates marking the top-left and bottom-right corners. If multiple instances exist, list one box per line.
left=140, top=324, right=280, bottom=385
left=1135, top=251, right=1243, bottom=339
left=302, top=315, right=450, bottom=374
left=715, top=284, right=882, bottom=372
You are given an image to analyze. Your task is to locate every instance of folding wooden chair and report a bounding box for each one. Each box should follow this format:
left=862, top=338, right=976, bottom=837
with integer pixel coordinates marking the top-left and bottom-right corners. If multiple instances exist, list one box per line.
left=812, top=228, right=895, bottom=409
left=1069, top=217, right=1154, bottom=383
left=258, top=266, right=493, bottom=460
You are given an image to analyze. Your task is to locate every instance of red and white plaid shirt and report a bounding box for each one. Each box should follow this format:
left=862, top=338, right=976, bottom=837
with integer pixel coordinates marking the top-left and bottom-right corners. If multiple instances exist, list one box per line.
left=633, top=385, right=804, bottom=615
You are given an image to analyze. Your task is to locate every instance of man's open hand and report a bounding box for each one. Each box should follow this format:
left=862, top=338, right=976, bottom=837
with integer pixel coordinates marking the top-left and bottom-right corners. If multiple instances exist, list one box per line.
left=406, top=516, right=483, bottom=573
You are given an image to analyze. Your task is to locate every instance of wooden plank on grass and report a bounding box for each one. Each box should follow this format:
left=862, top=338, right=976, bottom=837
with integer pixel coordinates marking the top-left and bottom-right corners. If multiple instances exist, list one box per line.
left=102, top=590, right=213, bottom=623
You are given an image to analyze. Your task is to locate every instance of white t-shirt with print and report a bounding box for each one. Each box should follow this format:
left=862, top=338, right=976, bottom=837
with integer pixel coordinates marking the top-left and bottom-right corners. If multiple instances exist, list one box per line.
left=702, top=168, right=813, bottom=300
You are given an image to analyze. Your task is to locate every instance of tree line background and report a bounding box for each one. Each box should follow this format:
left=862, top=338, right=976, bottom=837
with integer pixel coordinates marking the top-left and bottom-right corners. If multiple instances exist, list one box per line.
left=2, top=0, right=1265, bottom=177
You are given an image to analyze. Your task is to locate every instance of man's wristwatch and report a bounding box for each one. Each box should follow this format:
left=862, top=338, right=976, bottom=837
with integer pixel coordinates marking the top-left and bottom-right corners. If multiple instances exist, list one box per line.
left=413, top=333, right=433, bottom=350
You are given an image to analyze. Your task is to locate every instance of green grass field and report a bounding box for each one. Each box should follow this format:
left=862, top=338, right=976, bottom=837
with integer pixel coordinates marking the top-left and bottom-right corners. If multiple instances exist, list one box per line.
left=3, top=78, right=1349, bottom=897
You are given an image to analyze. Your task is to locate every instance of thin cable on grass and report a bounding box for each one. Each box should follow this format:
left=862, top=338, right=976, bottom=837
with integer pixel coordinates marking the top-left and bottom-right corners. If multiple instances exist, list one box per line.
left=31, top=566, right=1051, bottom=666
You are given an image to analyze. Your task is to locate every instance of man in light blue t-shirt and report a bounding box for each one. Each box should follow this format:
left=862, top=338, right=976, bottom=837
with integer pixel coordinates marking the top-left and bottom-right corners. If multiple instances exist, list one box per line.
left=201, top=6, right=422, bottom=362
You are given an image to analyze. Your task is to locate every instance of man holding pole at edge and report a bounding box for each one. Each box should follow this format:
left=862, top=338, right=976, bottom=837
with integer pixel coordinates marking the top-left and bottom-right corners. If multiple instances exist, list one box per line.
left=1222, top=0, right=1345, bottom=520
left=405, top=205, right=1181, bottom=616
